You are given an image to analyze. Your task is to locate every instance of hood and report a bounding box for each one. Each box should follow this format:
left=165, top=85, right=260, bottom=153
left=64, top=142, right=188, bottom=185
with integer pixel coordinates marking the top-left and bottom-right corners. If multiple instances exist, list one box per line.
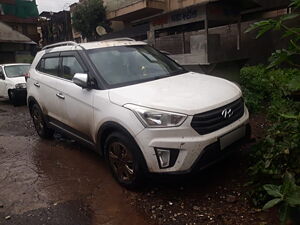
left=109, top=72, right=242, bottom=115
left=8, top=76, right=26, bottom=85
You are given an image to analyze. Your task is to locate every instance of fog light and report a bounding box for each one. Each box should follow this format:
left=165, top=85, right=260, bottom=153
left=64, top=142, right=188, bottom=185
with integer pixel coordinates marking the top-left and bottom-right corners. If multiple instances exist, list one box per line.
left=156, top=149, right=170, bottom=168
left=155, top=148, right=180, bottom=169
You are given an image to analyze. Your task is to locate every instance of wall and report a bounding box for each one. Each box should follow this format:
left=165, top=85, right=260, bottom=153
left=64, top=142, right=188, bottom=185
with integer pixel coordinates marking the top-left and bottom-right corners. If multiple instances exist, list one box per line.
left=166, top=0, right=209, bottom=11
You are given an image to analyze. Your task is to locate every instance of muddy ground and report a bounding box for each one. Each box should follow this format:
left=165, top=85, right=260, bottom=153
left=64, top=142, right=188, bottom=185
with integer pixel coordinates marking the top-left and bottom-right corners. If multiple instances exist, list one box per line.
left=0, top=99, right=278, bottom=225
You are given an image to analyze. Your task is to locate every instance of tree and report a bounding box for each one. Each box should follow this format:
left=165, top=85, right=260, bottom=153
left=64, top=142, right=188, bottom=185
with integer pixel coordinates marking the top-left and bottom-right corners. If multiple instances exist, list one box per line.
left=246, top=0, right=300, bottom=69
left=72, top=0, right=111, bottom=41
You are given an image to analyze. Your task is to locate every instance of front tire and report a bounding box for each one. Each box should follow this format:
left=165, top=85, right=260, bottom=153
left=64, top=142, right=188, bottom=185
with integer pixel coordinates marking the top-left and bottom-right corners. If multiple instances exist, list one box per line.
left=30, top=103, right=54, bottom=139
left=104, top=132, right=145, bottom=189
left=8, top=90, right=18, bottom=106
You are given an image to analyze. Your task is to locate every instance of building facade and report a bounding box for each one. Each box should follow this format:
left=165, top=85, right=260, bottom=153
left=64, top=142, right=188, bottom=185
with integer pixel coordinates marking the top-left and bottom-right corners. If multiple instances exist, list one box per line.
left=0, top=21, right=36, bottom=64
left=0, top=0, right=39, bottom=43
left=104, top=0, right=293, bottom=66
left=38, top=11, right=73, bottom=47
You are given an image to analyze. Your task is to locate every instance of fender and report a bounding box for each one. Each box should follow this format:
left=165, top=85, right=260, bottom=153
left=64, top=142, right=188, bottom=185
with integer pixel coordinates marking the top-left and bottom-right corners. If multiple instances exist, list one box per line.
left=96, top=121, right=149, bottom=172
left=27, top=96, right=38, bottom=112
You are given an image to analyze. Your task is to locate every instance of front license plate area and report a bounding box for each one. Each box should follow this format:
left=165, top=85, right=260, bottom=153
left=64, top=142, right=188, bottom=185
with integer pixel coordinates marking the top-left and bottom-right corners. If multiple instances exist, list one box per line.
left=220, top=126, right=246, bottom=150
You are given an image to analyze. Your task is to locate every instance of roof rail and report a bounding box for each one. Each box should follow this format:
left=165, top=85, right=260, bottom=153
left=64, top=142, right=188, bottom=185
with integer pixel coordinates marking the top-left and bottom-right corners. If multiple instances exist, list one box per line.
left=102, top=37, right=135, bottom=42
left=42, top=41, right=78, bottom=50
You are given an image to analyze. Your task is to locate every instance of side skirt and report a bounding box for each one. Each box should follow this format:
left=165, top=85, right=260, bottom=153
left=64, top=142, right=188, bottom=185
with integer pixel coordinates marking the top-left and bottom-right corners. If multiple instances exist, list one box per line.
left=47, top=116, right=98, bottom=152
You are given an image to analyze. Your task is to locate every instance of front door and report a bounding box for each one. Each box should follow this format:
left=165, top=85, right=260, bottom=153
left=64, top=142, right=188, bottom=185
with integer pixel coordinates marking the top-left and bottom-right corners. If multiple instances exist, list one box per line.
left=55, top=51, right=94, bottom=141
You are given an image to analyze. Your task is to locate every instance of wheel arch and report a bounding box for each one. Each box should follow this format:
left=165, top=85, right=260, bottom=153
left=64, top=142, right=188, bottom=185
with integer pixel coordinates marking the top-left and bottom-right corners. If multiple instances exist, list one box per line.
left=96, top=121, right=148, bottom=172
left=27, top=96, right=39, bottom=115
left=7, top=89, right=13, bottom=98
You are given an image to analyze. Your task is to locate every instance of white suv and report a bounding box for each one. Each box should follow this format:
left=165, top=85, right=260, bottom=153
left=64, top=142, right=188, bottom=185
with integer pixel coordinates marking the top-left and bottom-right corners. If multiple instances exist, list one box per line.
left=27, top=39, right=250, bottom=188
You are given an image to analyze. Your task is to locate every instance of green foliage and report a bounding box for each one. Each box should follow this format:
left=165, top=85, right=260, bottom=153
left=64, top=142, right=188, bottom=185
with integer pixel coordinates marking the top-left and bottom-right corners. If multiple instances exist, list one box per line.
left=245, top=0, right=300, bottom=69
left=241, top=65, right=300, bottom=223
left=263, top=173, right=300, bottom=224
left=72, top=0, right=111, bottom=41
left=240, top=66, right=300, bottom=113
left=243, top=2, right=300, bottom=223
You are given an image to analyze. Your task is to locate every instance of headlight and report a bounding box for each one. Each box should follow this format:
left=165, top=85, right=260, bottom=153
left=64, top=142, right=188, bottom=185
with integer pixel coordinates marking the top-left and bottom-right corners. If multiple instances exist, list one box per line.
left=15, top=83, right=26, bottom=89
left=124, top=104, right=187, bottom=128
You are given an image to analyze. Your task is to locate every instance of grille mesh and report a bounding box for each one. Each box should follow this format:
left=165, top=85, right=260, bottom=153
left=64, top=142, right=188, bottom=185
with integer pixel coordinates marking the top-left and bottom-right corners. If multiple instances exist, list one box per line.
left=191, top=98, right=245, bottom=135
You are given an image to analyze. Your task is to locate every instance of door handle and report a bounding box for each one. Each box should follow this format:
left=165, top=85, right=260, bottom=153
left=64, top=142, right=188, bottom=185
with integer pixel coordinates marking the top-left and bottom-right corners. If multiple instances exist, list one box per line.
left=34, top=82, right=40, bottom=88
left=56, top=93, right=65, bottom=100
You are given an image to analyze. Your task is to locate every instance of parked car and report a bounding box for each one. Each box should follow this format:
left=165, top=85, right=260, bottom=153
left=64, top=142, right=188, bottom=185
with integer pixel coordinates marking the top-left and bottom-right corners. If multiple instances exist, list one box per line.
left=0, top=63, right=30, bottom=106
left=27, top=39, right=250, bottom=189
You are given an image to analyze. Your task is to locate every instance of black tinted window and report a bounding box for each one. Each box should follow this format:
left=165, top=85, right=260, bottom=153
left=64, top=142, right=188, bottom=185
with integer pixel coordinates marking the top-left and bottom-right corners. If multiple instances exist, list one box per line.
left=62, top=57, right=84, bottom=80
left=39, top=57, right=60, bottom=76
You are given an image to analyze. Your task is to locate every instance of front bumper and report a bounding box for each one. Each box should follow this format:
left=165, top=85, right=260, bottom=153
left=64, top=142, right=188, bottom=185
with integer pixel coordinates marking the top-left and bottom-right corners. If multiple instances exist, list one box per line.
left=135, top=106, right=250, bottom=173
left=11, top=88, right=27, bottom=100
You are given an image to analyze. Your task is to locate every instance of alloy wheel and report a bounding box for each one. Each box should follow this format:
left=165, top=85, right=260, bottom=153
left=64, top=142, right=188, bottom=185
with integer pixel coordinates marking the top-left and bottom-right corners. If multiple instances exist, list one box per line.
left=108, top=142, right=135, bottom=182
left=32, top=106, right=44, bottom=135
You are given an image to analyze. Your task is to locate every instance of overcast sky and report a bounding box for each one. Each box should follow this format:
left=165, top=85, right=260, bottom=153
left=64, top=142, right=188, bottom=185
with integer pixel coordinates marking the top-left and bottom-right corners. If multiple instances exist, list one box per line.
left=36, top=0, right=78, bottom=13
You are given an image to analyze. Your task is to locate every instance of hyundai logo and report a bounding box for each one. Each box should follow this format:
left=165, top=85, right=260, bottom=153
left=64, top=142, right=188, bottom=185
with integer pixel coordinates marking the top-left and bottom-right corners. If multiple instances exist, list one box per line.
left=222, top=108, right=234, bottom=119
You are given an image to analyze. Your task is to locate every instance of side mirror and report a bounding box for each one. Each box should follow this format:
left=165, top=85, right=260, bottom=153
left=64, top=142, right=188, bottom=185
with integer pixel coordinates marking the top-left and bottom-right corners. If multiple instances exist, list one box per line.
left=72, top=73, right=88, bottom=88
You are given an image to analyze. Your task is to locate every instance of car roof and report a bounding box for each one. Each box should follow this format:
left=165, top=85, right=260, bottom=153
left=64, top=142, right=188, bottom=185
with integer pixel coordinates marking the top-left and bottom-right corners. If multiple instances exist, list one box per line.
left=0, top=63, right=31, bottom=67
left=41, top=39, right=147, bottom=53
left=79, top=40, right=147, bottom=50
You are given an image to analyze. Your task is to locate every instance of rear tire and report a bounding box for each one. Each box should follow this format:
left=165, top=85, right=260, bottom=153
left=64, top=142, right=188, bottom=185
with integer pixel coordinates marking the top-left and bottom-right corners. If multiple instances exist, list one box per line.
left=30, top=103, right=54, bottom=139
left=104, top=131, right=145, bottom=189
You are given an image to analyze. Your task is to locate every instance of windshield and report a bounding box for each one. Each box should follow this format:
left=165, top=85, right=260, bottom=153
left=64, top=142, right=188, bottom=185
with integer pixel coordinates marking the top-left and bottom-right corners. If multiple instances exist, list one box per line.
left=4, top=65, right=30, bottom=78
left=88, top=45, right=185, bottom=88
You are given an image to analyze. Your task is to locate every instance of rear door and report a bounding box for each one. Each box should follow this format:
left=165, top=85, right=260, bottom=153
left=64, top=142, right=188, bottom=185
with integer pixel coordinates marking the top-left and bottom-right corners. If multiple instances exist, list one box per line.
left=34, top=53, right=63, bottom=121
left=55, top=51, right=94, bottom=141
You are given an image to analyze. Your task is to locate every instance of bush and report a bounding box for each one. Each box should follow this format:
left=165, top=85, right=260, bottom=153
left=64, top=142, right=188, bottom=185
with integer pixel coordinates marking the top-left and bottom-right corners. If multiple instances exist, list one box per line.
left=240, top=66, right=300, bottom=113
left=243, top=1, right=300, bottom=223
left=241, top=65, right=300, bottom=224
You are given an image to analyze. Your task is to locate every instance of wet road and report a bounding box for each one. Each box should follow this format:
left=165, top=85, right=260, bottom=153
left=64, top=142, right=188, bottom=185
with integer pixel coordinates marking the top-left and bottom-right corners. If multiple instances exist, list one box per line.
left=0, top=99, right=278, bottom=225
left=0, top=100, right=148, bottom=225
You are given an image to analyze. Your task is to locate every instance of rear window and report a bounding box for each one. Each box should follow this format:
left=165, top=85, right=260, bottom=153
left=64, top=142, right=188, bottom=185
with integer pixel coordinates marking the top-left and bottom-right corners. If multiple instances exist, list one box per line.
left=38, top=57, right=60, bottom=76
left=4, top=65, right=30, bottom=78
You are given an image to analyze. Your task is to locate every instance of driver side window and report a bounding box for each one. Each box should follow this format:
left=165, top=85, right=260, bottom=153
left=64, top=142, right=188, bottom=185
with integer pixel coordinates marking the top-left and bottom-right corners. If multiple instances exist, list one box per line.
left=61, top=56, right=84, bottom=81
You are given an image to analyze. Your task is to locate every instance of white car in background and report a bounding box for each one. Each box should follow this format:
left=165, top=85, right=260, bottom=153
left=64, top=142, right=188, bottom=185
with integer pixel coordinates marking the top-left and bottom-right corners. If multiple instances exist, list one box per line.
left=27, top=39, right=250, bottom=189
left=0, top=63, right=30, bottom=106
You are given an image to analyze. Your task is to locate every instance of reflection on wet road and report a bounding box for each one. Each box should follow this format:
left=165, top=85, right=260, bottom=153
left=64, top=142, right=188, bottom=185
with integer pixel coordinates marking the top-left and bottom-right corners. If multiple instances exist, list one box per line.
left=0, top=99, right=278, bottom=225
left=0, top=100, right=148, bottom=225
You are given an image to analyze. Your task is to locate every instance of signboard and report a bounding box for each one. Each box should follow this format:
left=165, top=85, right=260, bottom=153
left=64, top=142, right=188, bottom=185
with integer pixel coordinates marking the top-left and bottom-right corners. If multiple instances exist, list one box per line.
left=171, top=8, right=198, bottom=22
left=151, top=6, right=205, bottom=31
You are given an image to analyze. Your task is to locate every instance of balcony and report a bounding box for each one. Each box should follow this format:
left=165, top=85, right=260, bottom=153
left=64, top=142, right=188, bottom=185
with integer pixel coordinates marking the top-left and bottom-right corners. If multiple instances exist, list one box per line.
left=106, top=0, right=166, bottom=21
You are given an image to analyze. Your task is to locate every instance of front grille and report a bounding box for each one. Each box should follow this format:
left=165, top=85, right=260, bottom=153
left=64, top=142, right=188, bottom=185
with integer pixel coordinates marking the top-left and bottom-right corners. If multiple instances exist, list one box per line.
left=191, top=98, right=245, bottom=135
